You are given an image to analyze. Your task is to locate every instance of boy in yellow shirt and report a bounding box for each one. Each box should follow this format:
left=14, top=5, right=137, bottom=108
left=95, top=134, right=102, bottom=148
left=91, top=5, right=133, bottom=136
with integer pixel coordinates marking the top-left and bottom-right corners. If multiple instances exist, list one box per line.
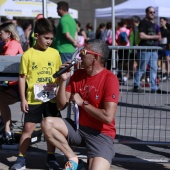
left=11, top=18, right=62, bottom=170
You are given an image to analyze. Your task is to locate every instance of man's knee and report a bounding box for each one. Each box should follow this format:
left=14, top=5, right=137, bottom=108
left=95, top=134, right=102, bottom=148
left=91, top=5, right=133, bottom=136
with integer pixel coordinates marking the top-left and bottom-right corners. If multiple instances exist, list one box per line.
left=41, top=117, right=55, bottom=131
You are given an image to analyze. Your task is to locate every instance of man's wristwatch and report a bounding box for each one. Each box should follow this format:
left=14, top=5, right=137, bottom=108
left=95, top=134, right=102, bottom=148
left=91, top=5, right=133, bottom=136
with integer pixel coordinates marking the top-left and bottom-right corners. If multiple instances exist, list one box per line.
left=81, top=100, right=89, bottom=108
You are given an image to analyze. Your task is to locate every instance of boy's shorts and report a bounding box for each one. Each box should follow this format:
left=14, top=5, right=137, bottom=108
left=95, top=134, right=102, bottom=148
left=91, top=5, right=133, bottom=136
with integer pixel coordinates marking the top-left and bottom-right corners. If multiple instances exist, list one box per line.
left=24, top=101, right=61, bottom=123
left=63, top=118, right=115, bottom=163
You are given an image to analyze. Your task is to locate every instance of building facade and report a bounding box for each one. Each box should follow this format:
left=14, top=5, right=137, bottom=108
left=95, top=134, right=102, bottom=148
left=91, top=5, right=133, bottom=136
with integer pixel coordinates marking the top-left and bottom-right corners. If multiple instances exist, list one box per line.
left=65, top=0, right=126, bottom=31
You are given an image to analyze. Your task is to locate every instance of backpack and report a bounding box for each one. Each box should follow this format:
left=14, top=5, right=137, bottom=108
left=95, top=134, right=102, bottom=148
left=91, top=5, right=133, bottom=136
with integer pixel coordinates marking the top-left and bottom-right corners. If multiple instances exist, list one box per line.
left=118, top=31, right=128, bottom=45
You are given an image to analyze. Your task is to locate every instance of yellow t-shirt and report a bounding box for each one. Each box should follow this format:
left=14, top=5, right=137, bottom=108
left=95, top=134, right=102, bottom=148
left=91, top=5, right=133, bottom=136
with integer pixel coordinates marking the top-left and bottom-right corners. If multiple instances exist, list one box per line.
left=19, top=47, right=62, bottom=104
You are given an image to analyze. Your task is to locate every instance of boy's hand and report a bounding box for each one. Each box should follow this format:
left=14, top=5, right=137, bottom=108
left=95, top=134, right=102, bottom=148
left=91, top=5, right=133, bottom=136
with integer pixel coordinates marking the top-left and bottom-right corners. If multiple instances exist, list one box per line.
left=21, top=99, right=29, bottom=113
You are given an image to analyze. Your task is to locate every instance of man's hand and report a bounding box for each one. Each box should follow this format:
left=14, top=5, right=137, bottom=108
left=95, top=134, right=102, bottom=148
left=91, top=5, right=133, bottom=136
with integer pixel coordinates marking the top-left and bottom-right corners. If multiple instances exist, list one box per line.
left=71, top=93, right=83, bottom=106
left=58, top=62, right=72, bottom=81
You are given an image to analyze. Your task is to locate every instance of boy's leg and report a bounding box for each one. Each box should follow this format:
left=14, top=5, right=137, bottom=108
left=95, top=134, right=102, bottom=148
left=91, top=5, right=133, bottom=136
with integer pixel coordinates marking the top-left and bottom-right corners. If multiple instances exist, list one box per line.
left=11, top=104, right=43, bottom=170
left=11, top=122, right=36, bottom=170
left=18, top=122, right=36, bottom=155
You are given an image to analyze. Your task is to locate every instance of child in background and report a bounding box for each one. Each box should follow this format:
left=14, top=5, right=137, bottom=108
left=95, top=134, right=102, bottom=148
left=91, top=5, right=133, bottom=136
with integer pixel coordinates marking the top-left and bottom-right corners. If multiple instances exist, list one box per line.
left=11, top=18, right=62, bottom=170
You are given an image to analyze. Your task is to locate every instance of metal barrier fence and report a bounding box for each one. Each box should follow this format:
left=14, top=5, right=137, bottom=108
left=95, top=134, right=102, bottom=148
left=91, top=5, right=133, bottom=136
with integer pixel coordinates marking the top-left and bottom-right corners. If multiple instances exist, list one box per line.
left=0, top=47, right=169, bottom=145
left=69, top=46, right=170, bottom=145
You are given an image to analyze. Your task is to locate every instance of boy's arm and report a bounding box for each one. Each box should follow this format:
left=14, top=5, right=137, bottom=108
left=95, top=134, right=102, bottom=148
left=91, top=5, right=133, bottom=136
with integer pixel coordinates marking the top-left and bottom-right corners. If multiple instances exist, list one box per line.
left=19, top=74, right=28, bottom=113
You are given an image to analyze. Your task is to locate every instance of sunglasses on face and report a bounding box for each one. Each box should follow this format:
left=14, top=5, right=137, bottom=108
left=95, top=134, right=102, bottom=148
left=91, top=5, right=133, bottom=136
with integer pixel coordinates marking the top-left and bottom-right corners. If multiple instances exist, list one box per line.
left=80, top=49, right=102, bottom=57
left=149, top=11, right=155, bottom=14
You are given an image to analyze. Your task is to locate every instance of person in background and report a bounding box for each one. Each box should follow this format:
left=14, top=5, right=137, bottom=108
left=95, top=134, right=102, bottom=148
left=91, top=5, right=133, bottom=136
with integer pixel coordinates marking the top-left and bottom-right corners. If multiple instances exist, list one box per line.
left=115, top=19, right=130, bottom=84
left=42, top=39, right=119, bottom=170
left=0, top=22, right=23, bottom=145
left=21, top=21, right=33, bottom=51
left=133, top=6, right=162, bottom=93
left=101, top=22, right=113, bottom=70
left=11, top=18, right=62, bottom=170
left=52, top=1, right=78, bottom=64
left=95, top=23, right=106, bottom=40
left=86, top=23, right=95, bottom=40
left=129, top=15, right=141, bottom=76
left=75, top=20, right=88, bottom=44
left=12, top=18, right=27, bottom=51
left=159, top=17, right=170, bottom=81
left=29, top=14, right=43, bottom=47
left=48, top=17, right=57, bottom=35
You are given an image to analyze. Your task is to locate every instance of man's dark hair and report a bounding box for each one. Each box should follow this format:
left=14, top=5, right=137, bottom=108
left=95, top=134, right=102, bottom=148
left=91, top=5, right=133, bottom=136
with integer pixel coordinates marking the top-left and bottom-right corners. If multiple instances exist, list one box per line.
left=34, top=18, right=54, bottom=35
left=145, top=6, right=154, bottom=13
left=86, top=39, right=110, bottom=64
left=57, top=1, right=69, bottom=11
left=160, top=17, right=167, bottom=22
left=131, top=15, right=141, bottom=23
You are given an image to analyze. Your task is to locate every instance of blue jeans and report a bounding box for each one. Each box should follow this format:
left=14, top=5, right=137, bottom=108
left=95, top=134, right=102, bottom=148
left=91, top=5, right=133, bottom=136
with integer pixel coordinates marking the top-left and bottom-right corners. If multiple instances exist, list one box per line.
left=134, top=51, right=158, bottom=90
left=60, top=52, right=74, bottom=64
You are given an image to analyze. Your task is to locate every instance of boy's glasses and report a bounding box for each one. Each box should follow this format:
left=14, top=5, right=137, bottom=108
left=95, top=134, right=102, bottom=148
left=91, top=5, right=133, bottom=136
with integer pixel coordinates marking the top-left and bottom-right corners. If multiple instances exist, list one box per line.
left=80, top=49, right=102, bottom=57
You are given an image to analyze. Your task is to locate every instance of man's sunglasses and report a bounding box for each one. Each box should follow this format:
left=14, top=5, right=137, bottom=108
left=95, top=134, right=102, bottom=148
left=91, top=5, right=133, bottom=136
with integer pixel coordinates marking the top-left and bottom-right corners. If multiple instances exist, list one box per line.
left=80, top=49, right=102, bottom=57
left=149, top=11, right=155, bottom=14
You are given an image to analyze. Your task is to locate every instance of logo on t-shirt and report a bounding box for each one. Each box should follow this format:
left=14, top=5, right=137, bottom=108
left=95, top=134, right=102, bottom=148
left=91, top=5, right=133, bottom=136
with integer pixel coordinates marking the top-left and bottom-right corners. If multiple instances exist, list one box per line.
left=112, top=94, right=116, bottom=99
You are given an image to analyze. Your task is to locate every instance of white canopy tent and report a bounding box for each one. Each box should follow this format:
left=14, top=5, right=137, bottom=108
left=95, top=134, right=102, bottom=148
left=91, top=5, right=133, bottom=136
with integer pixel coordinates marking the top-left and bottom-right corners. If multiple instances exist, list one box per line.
left=95, top=0, right=170, bottom=19
left=0, top=0, right=78, bottom=19
left=94, top=0, right=170, bottom=29
left=94, top=0, right=170, bottom=72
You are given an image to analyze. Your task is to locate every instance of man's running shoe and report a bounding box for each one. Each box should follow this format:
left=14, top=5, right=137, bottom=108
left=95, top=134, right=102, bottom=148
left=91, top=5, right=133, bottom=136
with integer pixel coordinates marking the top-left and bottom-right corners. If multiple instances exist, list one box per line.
left=65, top=159, right=84, bottom=170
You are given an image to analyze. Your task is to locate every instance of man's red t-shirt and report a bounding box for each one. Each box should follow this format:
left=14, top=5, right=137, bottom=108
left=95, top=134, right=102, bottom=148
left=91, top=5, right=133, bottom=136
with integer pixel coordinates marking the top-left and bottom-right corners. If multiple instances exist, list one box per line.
left=66, top=68, right=119, bottom=139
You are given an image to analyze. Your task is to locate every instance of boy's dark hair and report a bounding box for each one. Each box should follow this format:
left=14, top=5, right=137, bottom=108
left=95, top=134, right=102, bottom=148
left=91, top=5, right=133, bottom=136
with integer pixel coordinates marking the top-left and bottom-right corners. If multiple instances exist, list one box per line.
left=57, top=1, right=69, bottom=11
left=34, top=18, right=54, bottom=35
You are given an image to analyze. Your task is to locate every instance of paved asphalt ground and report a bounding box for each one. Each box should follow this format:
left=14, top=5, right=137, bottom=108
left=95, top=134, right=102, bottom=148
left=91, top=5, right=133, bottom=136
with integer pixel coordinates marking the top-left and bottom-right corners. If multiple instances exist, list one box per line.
left=0, top=102, right=170, bottom=170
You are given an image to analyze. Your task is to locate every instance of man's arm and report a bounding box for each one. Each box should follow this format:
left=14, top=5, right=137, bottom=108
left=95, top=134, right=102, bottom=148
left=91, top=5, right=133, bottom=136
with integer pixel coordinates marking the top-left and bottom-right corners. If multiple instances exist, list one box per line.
left=64, top=32, right=78, bottom=47
left=56, top=78, right=71, bottom=111
left=83, top=101, right=117, bottom=124
left=139, top=32, right=160, bottom=40
left=72, top=93, right=117, bottom=124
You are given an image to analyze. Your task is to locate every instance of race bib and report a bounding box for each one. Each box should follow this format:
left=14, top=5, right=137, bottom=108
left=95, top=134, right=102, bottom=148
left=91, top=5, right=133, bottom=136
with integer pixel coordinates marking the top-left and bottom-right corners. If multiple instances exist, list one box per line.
left=34, top=83, right=57, bottom=102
